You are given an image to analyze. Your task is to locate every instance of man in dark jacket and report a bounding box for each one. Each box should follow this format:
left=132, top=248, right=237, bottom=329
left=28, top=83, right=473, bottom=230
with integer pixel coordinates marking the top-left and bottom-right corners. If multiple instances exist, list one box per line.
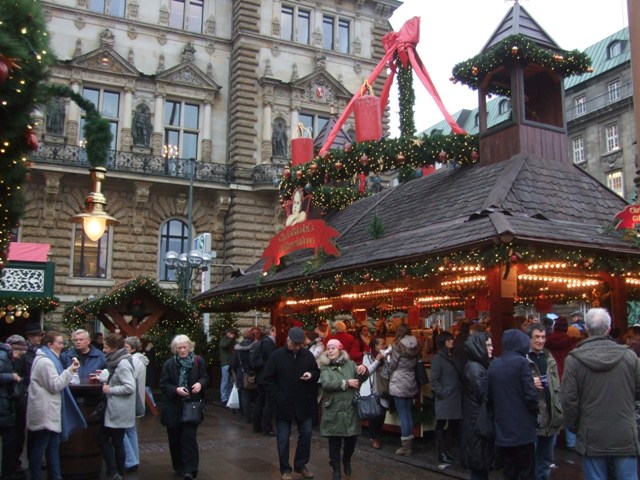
left=253, top=325, right=277, bottom=435
left=488, top=329, right=538, bottom=480
left=60, top=329, right=106, bottom=378
left=218, top=329, right=236, bottom=404
left=0, top=341, right=23, bottom=479
left=263, top=327, right=320, bottom=480
left=561, top=308, right=640, bottom=480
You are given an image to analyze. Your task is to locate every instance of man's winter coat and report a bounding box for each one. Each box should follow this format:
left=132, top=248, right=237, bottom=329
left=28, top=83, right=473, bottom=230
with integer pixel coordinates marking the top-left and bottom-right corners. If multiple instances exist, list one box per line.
left=488, top=329, right=538, bottom=447
left=318, top=350, right=367, bottom=437
left=262, top=345, right=320, bottom=422
left=561, top=335, right=640, bottom=457
left=527, top=349, right=563, bottom=437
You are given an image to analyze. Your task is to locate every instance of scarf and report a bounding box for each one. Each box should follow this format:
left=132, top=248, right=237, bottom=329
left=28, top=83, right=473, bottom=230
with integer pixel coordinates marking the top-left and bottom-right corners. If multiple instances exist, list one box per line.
left=176, top=352, right=195, bottom=388
left=105, top=348, right=131, bottom=374
left=40, top=346, right=87, bottom=441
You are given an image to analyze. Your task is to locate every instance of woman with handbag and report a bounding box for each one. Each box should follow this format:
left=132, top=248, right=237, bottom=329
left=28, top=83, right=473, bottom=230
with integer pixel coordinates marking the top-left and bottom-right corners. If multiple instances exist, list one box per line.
left=98, top=334, right=136, bottom=480
left=159, top=335, right=209, bottom=480
left=460, top=331, right=497, bottom=480
left=231, top=328, right=259, bottom=426
left=361, top=336, right=390, bottom=449
left=431, top=331, right=463, bottom=464
left=387, top=323, right=420, bottom=456
left=319, top=339, right=368, bottom=480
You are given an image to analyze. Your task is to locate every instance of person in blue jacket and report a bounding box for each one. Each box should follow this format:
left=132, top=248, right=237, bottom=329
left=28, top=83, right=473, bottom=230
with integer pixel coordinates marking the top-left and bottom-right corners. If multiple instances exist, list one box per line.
left=488, top=329, right=539, bottom=480
left=61, top=329, right=106, bottom=379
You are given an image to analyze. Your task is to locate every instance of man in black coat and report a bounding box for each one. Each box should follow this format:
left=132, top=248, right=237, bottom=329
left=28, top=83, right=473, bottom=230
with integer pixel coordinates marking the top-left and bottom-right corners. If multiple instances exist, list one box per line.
left=263, top=327, right=320, bottom=480
left=253, top=325, right=277, bottom=435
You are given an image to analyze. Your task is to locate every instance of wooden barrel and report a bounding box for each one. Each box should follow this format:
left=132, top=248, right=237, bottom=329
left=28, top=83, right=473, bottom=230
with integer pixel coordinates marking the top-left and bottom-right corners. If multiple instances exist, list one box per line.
left=60, top=383, right=103, bottom=480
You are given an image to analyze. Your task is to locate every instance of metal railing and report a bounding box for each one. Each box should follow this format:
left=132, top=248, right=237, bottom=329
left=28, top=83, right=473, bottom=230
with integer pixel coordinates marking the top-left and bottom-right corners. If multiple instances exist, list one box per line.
left=30, top=142, right=285, bottom=186
left=566, top=81, right=634, bottom=122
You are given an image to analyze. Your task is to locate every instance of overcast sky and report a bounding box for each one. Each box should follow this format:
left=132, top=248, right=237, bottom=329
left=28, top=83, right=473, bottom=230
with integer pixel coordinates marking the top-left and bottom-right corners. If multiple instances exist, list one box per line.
left=387, top=0, right=630, bottom=135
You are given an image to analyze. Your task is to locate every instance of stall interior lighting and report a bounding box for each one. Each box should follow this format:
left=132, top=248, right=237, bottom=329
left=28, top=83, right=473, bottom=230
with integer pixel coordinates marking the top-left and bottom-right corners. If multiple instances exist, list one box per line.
left=414, top=295, right=453, bottom=304
left=527, top=262, right=568, bottom=270
left=440, top=275, right=486, bottom=286
left=625, top=278, right=640, bottom=285
left=438, top=265, right=483, bottom=272
left=518, top=274, right=600, bottom=287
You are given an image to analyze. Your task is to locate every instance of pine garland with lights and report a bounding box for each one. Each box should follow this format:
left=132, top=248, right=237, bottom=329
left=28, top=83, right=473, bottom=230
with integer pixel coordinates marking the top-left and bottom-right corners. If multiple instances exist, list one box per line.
left=397, top=56, right=416, bottom=137
left=0, top=295, right=59, bottom=324
left=452, top=34, right=592, bottom=95
left=63, top=276, right=200, bottom=327
left=205, top=312, right=239, bottom=366
left=0, top=0, right=55, bottom=268
left=200, top=244, right=640, bottom=312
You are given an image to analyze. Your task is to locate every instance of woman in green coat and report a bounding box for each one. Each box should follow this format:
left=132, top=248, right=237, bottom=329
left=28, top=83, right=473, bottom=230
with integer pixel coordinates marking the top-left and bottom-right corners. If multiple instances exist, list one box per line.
left=319, top=339, right=368, bottom=480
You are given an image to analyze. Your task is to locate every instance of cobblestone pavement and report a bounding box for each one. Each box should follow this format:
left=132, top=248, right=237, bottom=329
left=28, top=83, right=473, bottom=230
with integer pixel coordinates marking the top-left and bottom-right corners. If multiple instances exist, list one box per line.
left=125, top=402, right=584, bottom=480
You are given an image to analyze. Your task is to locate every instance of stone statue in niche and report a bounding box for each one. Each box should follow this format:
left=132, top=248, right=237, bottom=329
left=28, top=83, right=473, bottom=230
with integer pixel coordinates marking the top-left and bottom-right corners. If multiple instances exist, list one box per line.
left=272, top=118, right=288, bottom=157
left=132, top=103, right=152, bottom=146
left=45, top=98, right=65, bottom=135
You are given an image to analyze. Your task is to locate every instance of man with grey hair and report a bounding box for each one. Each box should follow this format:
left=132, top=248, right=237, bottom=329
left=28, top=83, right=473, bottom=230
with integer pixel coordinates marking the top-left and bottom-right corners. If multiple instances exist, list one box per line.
left=61, top=329, right=106, bottom=378
left=561, top=308, right=640, bottom=480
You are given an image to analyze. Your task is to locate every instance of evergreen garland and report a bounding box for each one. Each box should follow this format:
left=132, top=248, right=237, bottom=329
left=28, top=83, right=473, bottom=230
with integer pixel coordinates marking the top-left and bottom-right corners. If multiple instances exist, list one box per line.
left=397, top=57, right=416, bottom=137
left=0, top=0, right=55, bottom=266
left=206, top=312, right=238, bottom=366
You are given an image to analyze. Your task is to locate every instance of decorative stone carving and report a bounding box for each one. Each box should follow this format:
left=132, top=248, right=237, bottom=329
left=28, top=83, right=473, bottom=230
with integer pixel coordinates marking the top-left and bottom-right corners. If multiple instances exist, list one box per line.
left=121, top=128, right=132, bottom=150
left=182, top=41, right=196, bottom=62
left=169, top=66, right=205, bottom=87
left=132, top=181, right=151, bottom=234
left=272, top=17, right=280, bottom=36
left=264, top=59, right=273, bottom=77
left=205, top=16, right=216, bottom=35
left=206, top=63, right=213, bottom=78
left=128, top=0, right=139, bottom=19
left=271, top=44, right=280, bottom=57
left=74, top=16, right=85, bottom=30
left=157, top=54, right=165, bottom=72
left=158, top=32, right=167, bottom=46
left=159, top=5, right=169, bottom=25
left=313, top=27, right=323, bottom=46
left=353, top=37, right=361, bottom=55
left=303, top=77, right=335, bottom=105
left=272, top=118, right=288, bottom=157
left=128, top=26, right=137, bottom=39
left=99, top=28, right=115, bottom=48
left=151, top=132, right=163, bottom=154
left=262, top=140, right=272, bottom=164
left=205, top=41, right=215, bottom=55
left=74, top=39, right=82, bottom=57
left=66, top=120, right=78, bottom=141
left=43, top=7, right=52, bottom=22
left=291, top=63, right=298, bottom=82
left=43, top=172, right=63, bottom=228
left=315, top=52, right=326, bottom=70
left=201, top=139, right=212, bottom=162
left=77, top=0, right=88, bottom=7
left=354, top=61, right=362, bottom=74
left=128, top=48, right=135, bottom=64
left=176, top=193, right=187, bottom=215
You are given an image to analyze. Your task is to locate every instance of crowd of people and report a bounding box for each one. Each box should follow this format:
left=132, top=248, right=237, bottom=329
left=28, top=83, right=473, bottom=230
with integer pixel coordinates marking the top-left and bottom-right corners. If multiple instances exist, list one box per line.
left=0, top=306, right=637, bottom=480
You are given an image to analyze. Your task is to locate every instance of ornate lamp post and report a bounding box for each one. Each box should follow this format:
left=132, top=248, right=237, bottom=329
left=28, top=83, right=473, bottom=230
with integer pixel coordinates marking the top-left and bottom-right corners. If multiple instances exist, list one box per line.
left=70, top=166, right=119, bottom=241
left=164, top=249, right=213, bottom=299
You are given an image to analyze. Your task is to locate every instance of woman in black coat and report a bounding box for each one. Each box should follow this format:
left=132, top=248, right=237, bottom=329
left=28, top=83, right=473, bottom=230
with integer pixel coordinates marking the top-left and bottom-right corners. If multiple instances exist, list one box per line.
left=159, top=335, right=209, bottom=480
left=460, top=331, right=496, bottom=480
left=431, top=331, right=462, bottom=464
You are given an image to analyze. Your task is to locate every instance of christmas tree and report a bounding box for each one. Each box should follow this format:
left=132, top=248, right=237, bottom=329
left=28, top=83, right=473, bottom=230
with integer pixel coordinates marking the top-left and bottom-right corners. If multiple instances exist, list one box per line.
left=0, top=0, right=55, bottom=268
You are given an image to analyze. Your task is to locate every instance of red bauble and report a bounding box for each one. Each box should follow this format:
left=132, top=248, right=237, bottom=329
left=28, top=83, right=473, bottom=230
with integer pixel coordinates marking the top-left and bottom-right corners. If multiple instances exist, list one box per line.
left=343, top=143, right=352, bottom=152
left=283, top=168, right=291, bottom=179
left=295, top=170, right=303, bottom=179
left=439, top=150, right=448, bottom=162
left=359, top=154, right=369, bottom=166
left=471, top=151, right=479, bottom=161
left=396, top=152, right=405, bottom=164
left=25, top=131, right=38, bottom=150
left=310, top=163, right=318, bottom=172
left=334, top=161, right=343, bottom=170
left=0, top=61, right=8, bottom=83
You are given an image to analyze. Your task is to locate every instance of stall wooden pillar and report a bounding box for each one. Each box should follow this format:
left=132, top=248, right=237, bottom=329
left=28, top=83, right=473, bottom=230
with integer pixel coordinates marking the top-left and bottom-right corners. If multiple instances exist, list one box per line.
left=486, top=265, right=515, bottom=356
left=599, top=272, right=629, bottom=333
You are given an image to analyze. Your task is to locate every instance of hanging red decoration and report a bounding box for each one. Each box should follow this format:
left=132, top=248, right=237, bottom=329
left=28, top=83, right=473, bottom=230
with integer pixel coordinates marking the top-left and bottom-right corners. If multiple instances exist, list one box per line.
left=334, top=161, right=343, bottom=170
left=296, top=170, right=303, bottom=179
left=25, top=130, right=38, bottom=150
left=310, top=163, right=318, bottom=172
left=283, top=168, right=291, bottom=179
left=359, top=154, right=369, bottom=166
left=0, top=55, right=20, bottom=84
left=354, top=80, right=382, bottom=143
left=290, top=123, right=314, bottom=167
left=358, top=172, right=366, bottom=194
left=439, top=150, right=447, bottom=162
left=0, top=61, right=8, bottom=83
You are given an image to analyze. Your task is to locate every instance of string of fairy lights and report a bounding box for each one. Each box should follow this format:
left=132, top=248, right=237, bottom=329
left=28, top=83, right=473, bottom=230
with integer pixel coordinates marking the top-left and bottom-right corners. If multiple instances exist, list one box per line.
left=0, top=295, right=58, bottom=324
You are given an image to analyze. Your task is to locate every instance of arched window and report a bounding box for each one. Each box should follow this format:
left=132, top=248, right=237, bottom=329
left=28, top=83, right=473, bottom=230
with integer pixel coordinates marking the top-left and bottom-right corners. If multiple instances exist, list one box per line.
left=159, top=219, right=189, bottom=281
left=607, top=40, right=624, bottom=59
left=499, top=99, right=511, bottom=115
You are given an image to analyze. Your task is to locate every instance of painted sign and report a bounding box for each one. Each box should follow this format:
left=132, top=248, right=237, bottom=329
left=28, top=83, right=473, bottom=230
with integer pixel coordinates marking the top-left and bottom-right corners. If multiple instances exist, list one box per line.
left=614, top=204, right=640, bottom=229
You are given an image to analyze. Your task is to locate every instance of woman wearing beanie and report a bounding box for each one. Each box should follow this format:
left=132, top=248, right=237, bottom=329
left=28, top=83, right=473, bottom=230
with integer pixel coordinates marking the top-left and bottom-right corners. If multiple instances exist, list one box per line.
left=319, top=339, right=368, bottom=480
left=328, top=321, right=354, bottom=354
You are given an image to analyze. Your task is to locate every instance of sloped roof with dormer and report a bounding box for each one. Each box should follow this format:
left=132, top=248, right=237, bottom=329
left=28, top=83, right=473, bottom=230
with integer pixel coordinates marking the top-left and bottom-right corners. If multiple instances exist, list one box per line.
left=195, top=153, right=637, bottom=307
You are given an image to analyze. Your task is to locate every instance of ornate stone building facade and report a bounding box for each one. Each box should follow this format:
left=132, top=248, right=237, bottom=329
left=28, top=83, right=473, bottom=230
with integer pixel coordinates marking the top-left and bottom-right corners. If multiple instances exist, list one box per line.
left=21, top=0, right=400, bottom=318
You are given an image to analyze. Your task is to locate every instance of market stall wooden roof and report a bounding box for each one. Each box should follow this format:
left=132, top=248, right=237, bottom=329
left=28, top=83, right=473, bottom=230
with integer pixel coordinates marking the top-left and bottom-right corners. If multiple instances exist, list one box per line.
left=195, top=153, right=639, bottom=312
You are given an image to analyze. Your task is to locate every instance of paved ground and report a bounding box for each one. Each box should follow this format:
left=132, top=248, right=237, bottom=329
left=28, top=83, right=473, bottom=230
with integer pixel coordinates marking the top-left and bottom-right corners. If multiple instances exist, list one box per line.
left=119, top=401, right=585, bottom=480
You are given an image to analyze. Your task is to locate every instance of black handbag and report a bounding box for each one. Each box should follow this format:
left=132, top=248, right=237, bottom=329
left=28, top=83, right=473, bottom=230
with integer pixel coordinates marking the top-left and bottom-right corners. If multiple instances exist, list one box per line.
left=182, top=399, right=205, bottom=424
left=415, top=359, right=429, bottom=386
left=90, top=397, right=107, bottom=422
left=474, top=398, right=495, bottom=438
left=353, top=379, right=383, bottom=420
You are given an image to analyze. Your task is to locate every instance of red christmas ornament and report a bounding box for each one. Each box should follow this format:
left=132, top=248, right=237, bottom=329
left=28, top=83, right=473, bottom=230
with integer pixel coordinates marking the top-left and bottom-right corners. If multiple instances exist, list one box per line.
left=511, top=46, right=519, bottom=56
left=439, top=150, right=448, bottom=162
left=401, top=268, right=407, bottom=277
left=359, top=154, right=369, bottom=166
left=335, top=274, right=342, bottom=283
left=471, top=150, right=479, bottom=161
left=296, top=170, right=303, bottom=179
left=396, top=152, right=405, bottom=164
left=321, top=151, right=331, bottom=160
left=334, top=161, right=343, bottom=170
left=310, top=163, right=318, bottom=172
left=472, top=66, right=479, bottom=76
left=283, top=168, right=291, bottom=179
left=25, top=130, right=38, bottom=150
left=0, top=61, right=8, bottom=83
left=343, top=143, right=352, bottom=152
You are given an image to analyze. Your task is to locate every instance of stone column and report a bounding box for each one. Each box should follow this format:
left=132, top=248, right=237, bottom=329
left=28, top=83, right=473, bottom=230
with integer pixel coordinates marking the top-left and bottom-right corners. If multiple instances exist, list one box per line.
left=67, top=80, right=81, bottom=144
left=201, top=99, right=212, bottom=162
left=261, top=98, right=272, bottom=164
left=121, top=86, right=134, bottom=150
left=151, top=92, right=165, bottom=155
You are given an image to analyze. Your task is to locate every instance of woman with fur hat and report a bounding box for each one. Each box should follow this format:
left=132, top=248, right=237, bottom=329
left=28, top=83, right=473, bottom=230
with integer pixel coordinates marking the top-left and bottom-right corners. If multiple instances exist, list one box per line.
left=319, top=339, right=368, bottom=480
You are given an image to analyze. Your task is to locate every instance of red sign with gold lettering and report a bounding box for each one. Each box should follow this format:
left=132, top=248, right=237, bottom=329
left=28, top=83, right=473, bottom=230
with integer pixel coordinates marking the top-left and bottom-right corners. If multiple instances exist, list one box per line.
left=614, top=204, right=640, bottom=230
left=261, top=220, right=341, bottom=272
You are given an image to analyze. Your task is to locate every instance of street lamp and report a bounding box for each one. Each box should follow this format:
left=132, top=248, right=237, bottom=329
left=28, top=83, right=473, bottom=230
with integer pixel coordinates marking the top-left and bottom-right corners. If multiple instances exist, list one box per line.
left=70, top=166, right=119, bottom=241
left=164, top=249, right=213, bottom=299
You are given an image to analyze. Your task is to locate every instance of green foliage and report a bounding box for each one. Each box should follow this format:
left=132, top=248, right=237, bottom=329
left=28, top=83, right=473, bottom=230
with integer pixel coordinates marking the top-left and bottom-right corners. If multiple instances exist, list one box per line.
left=367, top=214, right=385, bottom=240
left=0, top=0, right=55, bottom=260
left=397, top=58, right=416, bottom=137
left=206, top=313, right=238, bottom=366
left=145, top=314, right=207, bottom=368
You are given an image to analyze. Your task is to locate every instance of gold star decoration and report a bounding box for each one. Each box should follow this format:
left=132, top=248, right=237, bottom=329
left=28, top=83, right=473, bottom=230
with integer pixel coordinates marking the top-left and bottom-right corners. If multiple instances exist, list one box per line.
left=412, top=138, right=424, bottom=147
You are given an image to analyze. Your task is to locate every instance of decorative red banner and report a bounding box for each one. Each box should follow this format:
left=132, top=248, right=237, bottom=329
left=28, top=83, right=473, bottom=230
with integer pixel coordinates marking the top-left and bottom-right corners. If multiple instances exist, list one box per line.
left=614, top=204, right=640, bottom=230
left=261, top=220, right=341, bottom=272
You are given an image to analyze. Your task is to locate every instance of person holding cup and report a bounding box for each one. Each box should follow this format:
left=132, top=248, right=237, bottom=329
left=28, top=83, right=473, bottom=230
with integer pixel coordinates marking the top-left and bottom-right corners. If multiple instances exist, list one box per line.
left=527, top=323, right=563, bottom=480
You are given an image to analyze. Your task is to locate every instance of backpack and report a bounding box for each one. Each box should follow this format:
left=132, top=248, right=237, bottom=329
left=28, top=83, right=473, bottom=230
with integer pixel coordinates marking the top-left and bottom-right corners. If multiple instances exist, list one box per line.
left=249, top=340, right=265, bottom=371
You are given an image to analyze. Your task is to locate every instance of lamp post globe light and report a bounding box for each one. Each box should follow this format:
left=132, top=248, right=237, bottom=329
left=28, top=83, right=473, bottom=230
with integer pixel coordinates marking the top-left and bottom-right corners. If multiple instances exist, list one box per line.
left=164, top=249, right=213, bottom=299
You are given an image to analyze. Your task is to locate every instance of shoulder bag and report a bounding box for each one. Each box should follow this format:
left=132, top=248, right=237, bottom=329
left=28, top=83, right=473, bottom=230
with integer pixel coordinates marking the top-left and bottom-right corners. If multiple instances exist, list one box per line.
left=182, top=398, right=205, bottom=424
left=415, top=358, right=429, bottom=386
left=353, top=378, right=383, bottom=420
left=474, top=397, right=495, bottom=438
left=90, top=368, right=116, bottom=423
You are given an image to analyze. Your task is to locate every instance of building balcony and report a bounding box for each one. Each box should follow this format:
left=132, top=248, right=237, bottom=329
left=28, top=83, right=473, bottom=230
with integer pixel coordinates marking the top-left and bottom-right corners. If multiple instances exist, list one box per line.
left=565, top=82, right=634, bottom=123
left=29, top=141, right=285, bottom=187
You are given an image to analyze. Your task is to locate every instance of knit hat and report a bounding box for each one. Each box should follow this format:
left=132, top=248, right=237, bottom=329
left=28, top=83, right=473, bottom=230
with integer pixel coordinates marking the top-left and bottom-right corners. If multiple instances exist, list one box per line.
left=333, top=321, right=347, bottom=333
left=327, top=339, right=344, bottom=350
left=6, top=334, right=28, bottom=351
left=567, top=325, right=582, bottom=338
left=554, top=317, right=569, bottom=332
